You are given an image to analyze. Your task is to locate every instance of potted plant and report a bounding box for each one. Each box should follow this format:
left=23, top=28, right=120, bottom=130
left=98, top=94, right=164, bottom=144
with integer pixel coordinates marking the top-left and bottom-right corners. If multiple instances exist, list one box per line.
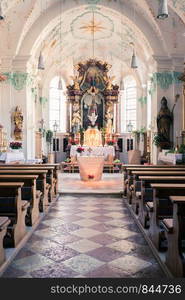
left=107, top=139, right=116, bottom=146
left=46, top=130, right=53, bottom=162
left=153, top=133, right=170, bottom=150
left=9, top=141, right=22, bottom=151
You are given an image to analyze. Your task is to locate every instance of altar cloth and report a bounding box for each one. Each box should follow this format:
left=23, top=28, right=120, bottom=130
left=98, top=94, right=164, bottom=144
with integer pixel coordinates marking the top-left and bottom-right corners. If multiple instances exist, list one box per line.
left=70, top=145, right=115, bottom=159
left=0, top=151, right=25, bottom=163
left=77, top=156, right=104, bottom=181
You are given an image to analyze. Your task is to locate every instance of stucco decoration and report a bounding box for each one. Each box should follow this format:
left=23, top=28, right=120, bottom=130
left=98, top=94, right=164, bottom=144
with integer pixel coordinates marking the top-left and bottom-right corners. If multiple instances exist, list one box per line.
left=3, top=72, right=33, bottom=91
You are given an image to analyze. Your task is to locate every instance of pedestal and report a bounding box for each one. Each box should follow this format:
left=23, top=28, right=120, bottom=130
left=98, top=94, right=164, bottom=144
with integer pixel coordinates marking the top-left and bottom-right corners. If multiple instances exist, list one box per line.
left=77, top=156, right=104, bottom=181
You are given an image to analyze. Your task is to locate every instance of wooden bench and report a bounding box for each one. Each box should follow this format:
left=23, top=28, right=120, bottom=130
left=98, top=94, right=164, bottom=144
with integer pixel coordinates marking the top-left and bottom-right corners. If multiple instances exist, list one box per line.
left=0, top=182, right=29, bottom=247
left=0, top=166, right=55, bottom=202
left=148, top=183, right=185, bottom=250
left=0, top=175, right=41, bottom=226
left=135, top=176, right=185, bottom=228
left=0, top=170, right=49, bottom=212
left=122, top=164, right=185, bottom=196
left=0, top=217, right=10, bottom=266
left=125, top=169, right=185, bottom=206
left=123, top=165, right=185, bottom=197
left=1, top=163, right=60, bottom=196
left=161, top=196, right=185, bottom=277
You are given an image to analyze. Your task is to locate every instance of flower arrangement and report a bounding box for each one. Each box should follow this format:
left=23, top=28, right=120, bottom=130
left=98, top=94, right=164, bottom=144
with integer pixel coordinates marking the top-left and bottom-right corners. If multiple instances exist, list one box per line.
left=76, top=146, right=84, bottom=153
left=9, top=142, right=22, bottom=149
left=88, top=174, right=94, bottom=179
left=107, top=139, right=116, bottom=146
left=70, top=139, right=77, bottom=145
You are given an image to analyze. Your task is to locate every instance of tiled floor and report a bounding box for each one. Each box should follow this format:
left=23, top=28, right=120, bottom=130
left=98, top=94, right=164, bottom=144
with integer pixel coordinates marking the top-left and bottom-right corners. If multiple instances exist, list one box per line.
left=1, top=194, right=166, bottom=278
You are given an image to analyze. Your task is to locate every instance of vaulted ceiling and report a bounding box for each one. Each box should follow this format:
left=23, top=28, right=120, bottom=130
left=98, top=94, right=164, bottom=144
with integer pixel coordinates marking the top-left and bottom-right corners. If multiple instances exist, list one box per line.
left=0, top=0, right=185, bottom=85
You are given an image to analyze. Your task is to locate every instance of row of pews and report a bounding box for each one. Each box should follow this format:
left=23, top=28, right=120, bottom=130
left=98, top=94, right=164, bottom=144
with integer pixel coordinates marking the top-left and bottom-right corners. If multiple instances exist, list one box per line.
left=0, top=163, right=60, bottom=269
left=123, top=164, right=185, bottom=277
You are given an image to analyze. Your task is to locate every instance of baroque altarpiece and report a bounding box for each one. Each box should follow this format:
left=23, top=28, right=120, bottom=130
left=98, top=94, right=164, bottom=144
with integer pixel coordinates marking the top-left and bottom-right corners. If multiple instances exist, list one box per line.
left=66, top=59, right=119, bottom=146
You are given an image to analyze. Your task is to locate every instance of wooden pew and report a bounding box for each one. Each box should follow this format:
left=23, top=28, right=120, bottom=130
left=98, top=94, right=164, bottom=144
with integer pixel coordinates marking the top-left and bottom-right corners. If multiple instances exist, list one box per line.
left=0, top=175, right=40, bottom=226
left=123, top=166, right=185, bottom=197
left=0, top=166, right=55, bottom=202
left=0, top=182, right=29, bottom=247
left=0, top=217, right=10, bottom=266
left=148, top=183, right=185, bottom=250
left=126, top=169, right=185, bottom=205
left=138, top=176, right=185, bottom=228
left=0, top=170, right=48, bottom=212
left=1, top=163, right=60, bottom=195
left=161, top=196, right=185, bottom=277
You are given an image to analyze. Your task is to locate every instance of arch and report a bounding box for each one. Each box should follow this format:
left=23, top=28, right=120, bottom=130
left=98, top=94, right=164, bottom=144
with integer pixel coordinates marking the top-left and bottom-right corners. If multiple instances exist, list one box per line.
left=16, top=1, right=168, bottom=59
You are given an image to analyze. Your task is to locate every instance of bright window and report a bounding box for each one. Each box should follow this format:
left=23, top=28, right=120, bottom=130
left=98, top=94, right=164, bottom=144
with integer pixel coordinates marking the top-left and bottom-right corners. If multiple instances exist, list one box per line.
left=121, top=76, right=137, bottom=132
left=49, top=76, right=66, bottom=132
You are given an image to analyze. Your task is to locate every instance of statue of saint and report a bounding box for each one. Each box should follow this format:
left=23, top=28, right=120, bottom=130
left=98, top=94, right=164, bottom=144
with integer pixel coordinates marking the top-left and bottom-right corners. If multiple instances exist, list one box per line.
left=157, top=97, right=173, bottom=143
left=13, top=106, right=23, bottom=140
left=82, top=86, right=103, bottom=128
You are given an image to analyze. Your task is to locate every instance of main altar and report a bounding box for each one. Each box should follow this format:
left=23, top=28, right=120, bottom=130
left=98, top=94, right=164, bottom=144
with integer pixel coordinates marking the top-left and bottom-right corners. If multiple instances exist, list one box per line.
left=66, top=59, right=119, bottom=181
left=66, top=59, right=119, bottom=142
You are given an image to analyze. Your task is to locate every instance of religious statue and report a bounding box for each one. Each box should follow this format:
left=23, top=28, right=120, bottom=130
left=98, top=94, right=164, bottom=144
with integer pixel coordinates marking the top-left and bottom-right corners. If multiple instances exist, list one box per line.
left=105, top=101, right=114, bottom=135
left=81, top=86, right=104, bottom=128
left=106, top=76, right=115, bottom=90
left=70, top=75, right=80, bottom=90
left=71, top=102, right=81, bottom=133
left=12, top=106, right=23, bottom=140
left=157, top=97, right=173, bottom=143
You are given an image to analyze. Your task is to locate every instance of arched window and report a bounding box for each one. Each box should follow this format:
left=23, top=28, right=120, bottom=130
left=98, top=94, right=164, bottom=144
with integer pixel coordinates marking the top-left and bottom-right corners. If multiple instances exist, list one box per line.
left=121, top=76, right=137, bottom=132
left=49, top=76, right=66, bottom=132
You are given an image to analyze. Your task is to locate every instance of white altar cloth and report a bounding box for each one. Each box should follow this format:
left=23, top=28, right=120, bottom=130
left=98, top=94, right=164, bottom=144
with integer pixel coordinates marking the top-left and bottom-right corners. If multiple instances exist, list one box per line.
left=77, top=156, right=104, bottom=181
left=0, top=151, right=25, bottom=163
left=158, top=150, right=182, bottom=165
left=70, top=146, right=115, bottom=159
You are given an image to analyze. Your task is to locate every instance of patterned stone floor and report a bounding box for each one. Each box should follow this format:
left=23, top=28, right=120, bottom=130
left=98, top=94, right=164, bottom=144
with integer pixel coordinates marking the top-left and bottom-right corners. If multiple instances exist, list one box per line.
left=1, top=194, right=166, bottom=278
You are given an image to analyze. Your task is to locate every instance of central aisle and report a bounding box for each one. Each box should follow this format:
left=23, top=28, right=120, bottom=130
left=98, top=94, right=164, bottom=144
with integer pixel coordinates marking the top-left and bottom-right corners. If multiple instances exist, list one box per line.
left=2, top=194, right=165, bottom=278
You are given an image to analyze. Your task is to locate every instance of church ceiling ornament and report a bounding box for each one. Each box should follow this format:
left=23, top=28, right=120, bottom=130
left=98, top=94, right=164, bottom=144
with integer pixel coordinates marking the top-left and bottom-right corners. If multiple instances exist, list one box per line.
left=70, top=11, right=114, bottom=41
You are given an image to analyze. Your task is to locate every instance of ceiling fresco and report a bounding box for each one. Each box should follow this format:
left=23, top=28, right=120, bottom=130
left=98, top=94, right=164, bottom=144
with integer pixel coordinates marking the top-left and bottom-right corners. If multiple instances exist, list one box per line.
left=0, top=0, right=185, bottom=85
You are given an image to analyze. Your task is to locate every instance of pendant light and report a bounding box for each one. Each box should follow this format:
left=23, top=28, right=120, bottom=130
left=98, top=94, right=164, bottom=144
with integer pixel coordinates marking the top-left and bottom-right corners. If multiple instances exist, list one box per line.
left=130, top=42, right=138, bottom=69
left=58, top=0, right=63, bottom=90
left=0, top=3, right=4, bottom=20
left=58, top=77, right=63, bottom=90
left=130, top=4, right=138, bottom=69
left=131, top=49, right=138, bottom=69
left=38, top=0, right=45, bottom=70
left=38, top=52, right=45, bottom=70
left=157, top=0, right=168, bottom=19
left=120, top=79, right=125, bottom=90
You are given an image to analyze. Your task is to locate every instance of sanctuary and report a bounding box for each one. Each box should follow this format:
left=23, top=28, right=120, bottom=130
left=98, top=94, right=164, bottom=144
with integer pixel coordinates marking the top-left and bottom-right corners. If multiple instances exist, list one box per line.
left=0, top=0, right=185, bottom=284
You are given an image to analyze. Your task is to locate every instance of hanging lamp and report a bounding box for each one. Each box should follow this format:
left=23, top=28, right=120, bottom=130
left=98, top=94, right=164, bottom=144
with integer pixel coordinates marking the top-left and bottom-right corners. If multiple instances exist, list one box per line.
left=120, top=79, right=125, bottom=90
left=58, top=77, right=63, bottom=90
left=38, top=0, right=45, bottom=70
left=38, top=52, right=45, bottom=70
left=157, top=0, right=168, bottom=19
left=131, top=48, right=138, bottom=69
left=58, top=0, right=63, bottom=90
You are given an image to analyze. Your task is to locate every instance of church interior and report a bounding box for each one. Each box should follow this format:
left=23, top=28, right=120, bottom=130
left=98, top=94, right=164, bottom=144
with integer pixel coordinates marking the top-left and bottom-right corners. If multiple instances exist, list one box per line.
left=0, top=0, right=185, bottom=280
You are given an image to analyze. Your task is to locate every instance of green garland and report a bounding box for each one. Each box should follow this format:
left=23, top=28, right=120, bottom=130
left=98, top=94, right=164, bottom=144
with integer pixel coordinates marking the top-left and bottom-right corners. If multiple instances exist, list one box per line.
left=3, top=72, right=33, bottom=91
left=138, top=96, right=147, bottom=104
left=149, top=71, right=182, bottom=95
left=39, top=97, right=48, bottom=105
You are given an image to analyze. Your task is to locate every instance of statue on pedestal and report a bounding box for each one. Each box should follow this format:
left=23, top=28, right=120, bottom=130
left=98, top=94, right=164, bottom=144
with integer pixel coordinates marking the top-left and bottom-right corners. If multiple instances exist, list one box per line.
left=157, top=97, right=173, bottom=146
left=12, top=106, right=23, bottom=141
